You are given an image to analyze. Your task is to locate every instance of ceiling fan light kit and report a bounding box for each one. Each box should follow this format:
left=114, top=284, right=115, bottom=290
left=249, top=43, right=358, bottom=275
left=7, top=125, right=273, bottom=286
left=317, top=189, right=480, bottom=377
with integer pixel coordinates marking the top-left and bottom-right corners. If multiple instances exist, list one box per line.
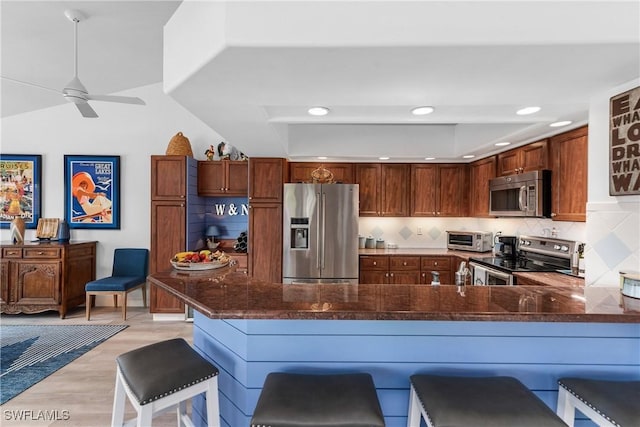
left=0, top=9, right=145, bottom=118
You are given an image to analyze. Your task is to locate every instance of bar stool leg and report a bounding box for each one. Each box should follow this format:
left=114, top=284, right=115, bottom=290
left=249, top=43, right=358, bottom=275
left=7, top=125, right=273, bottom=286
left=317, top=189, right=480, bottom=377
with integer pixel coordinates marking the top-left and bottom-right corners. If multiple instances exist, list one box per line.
left=205, top=376, right=221, bottom=427
left=407, top=384, right=432, bottom=427
left=556, top=386, right=576, bottom=427
left=111, top=369, right=127, bottom=427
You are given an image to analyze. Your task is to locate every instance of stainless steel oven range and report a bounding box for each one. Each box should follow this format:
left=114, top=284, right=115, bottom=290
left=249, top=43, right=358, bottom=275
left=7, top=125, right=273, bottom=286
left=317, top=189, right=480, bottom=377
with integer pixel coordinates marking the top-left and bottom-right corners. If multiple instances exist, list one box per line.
left=469, top=235, right=579, bottom=286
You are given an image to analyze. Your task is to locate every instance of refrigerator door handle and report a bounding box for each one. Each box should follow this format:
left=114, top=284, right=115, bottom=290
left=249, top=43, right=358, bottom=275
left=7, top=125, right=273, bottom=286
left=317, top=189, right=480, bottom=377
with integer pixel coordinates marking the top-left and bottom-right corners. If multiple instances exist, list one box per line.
left=316, top=191, right=322, bottom=270
left=321, top=191, right=326, bottom=270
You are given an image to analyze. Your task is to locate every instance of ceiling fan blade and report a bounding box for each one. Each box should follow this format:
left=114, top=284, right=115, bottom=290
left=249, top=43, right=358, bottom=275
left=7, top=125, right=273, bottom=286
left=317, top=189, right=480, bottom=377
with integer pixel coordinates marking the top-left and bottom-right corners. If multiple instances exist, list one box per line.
left=74, top=102, right=98, bottom=118
left=86, top=94, right=145, bottom=105
left=1, top=76, right=61, bottom=94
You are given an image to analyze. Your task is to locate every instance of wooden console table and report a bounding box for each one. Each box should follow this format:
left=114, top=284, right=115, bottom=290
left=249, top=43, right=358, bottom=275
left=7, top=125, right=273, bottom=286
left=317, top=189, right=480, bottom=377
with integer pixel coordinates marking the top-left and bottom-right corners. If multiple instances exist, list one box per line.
left=1, top=241, right=96, bottom=318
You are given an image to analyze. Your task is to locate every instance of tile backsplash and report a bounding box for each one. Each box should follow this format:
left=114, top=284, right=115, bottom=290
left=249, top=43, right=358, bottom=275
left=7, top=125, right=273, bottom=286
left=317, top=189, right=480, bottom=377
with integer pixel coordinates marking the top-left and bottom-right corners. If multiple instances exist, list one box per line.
left=359, top=217, right=586, bottom=249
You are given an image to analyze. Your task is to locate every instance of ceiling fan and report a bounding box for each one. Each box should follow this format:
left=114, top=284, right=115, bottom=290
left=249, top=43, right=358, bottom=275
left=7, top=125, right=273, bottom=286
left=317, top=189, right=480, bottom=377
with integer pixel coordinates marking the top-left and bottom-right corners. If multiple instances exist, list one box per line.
left=1, top=9, right=145, bottom=118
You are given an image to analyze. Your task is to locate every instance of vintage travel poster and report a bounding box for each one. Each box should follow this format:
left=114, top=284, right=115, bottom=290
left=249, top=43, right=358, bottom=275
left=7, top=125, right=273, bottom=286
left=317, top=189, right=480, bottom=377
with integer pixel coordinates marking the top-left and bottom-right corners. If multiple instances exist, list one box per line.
left=610, top=86, right=640, bottom=196
left=64, top=155, right=120, bottom=229
left=0, top=154, right=41, bottom=228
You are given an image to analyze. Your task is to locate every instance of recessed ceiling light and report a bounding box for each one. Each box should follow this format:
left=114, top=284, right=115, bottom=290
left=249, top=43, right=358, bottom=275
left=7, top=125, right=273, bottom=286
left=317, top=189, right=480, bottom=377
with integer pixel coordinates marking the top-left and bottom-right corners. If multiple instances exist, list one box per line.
left=463, top=155, right=475, bottom=159
left=379, top=156, right=390, bottom=160
left=495, top=142, right=511, bottom=147
left=317, top=156, right=328, bottom=160
left=550, top=120, right=572, bottom=127
left=411, top=106, right=435, bottom=116
left=308, top=106, right=329, bottom=116
left=516, top=106, right=541, bottom=115
left=424, top=157, right=436, bottom=160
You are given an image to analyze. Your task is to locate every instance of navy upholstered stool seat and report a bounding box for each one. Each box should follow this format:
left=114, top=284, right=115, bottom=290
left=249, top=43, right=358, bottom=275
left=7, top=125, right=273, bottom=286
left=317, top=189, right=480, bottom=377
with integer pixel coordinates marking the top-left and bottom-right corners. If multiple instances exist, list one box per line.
left=407, top=374, right=566, bottom=427
left=557, top=377, right=640, bottom=427
left=85, top=248, right=148, bottom=320
left=112, top=338, right=220, bottom=427
left=250, top=372, right=385, bottom=427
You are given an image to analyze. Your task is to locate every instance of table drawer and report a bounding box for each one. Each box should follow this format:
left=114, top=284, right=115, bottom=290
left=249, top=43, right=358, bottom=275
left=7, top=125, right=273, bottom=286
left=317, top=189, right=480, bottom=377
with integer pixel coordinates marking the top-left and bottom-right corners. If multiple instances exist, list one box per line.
left=2, top=248, right=23, bottom=258
left=389, top=256, right=421, bottom=271
left=23, top=247, right=62, bottom=259
left=359, top=256, right=389, bottom=271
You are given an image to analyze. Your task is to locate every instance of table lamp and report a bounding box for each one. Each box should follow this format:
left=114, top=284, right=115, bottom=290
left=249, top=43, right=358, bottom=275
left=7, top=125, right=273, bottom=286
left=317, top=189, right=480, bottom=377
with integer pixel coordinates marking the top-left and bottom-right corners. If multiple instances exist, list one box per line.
left=205, top=225, right=221, bottom=250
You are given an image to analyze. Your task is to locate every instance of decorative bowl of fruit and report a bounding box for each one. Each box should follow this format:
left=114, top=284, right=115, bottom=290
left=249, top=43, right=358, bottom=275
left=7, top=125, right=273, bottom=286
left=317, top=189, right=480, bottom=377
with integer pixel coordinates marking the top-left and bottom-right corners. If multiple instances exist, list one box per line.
left=170, top=250, right=231, bottom=271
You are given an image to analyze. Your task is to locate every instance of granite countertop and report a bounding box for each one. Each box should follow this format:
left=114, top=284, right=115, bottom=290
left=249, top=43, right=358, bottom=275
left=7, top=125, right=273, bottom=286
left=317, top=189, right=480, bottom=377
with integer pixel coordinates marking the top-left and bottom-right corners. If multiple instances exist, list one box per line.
left=358, top=248, right=481, bottom=259
left=148, top=264, right=639, bottom=323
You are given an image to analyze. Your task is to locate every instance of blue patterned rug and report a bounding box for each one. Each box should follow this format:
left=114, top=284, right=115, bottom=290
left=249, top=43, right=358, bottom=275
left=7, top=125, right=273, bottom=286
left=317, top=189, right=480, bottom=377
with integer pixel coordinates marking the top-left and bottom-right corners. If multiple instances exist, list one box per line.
left=1, top=324, right=128, bottom=404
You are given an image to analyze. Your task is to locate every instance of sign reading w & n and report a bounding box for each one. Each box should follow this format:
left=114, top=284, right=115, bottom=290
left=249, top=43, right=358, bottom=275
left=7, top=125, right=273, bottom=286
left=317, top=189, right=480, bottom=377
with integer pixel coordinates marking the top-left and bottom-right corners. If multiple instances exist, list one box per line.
left=610, top=86, right=640, bottom=195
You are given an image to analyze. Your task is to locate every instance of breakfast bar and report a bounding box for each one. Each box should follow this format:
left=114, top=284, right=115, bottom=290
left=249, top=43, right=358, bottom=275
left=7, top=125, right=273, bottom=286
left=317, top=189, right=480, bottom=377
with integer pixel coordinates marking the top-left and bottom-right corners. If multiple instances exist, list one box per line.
left=148, top=267, right=640, bottom=427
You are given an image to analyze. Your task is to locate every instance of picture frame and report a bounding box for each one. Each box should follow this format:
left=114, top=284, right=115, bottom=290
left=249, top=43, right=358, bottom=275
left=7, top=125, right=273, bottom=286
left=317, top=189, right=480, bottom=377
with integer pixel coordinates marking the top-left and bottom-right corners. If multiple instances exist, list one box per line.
left=0, top=154, right=42, bottom=229
left=64, top=155, right=120, bottom=229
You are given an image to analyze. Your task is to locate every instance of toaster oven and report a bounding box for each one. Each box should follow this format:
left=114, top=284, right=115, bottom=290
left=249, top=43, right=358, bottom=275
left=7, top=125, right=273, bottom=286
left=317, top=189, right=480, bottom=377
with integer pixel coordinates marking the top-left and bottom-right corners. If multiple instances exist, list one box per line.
left=446, top=231, right=493, bottom=252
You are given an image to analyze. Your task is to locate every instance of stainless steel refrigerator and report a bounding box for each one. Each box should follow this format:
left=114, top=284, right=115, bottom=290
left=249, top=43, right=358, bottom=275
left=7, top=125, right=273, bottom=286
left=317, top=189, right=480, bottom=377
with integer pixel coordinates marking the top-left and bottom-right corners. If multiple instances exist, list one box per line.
left=283, top=183, right=359, bottom=284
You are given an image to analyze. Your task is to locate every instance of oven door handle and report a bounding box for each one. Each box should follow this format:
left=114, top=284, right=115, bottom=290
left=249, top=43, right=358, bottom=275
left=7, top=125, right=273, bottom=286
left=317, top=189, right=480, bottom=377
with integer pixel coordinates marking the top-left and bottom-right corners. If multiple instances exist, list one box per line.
left=469, top=261, right=513, bottom=283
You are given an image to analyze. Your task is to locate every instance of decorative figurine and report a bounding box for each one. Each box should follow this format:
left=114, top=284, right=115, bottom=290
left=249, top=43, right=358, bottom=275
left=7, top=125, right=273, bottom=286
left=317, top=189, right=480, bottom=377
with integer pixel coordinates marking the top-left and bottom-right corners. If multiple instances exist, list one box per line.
left=217, top=141, right=248, bottom=161
left=10, top=217, right=25, bottom=244
left=205, top=145, right=216, bottom=161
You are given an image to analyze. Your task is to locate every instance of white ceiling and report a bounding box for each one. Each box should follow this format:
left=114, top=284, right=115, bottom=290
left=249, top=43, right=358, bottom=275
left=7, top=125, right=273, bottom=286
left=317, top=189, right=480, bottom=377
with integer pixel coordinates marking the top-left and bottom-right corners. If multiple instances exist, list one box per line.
left=3, top=1, right=640, bottom=162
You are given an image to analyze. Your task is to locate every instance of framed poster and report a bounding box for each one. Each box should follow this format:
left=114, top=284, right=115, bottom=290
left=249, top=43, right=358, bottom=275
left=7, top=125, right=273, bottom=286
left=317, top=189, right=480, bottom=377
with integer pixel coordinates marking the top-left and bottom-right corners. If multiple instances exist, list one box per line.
left=610, top=86, right=640, bottom=196
left=64, top=155, right=120, bottom=229
left=0, top=154, right=42, bottom=229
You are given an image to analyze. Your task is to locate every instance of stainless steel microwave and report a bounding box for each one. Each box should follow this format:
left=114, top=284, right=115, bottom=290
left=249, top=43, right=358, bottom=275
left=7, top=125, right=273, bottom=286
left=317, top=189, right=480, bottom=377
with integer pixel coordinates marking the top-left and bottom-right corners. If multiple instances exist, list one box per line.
left=489, top=170, right=551, bottom=217
left=446, top=231, right=493, bottom=252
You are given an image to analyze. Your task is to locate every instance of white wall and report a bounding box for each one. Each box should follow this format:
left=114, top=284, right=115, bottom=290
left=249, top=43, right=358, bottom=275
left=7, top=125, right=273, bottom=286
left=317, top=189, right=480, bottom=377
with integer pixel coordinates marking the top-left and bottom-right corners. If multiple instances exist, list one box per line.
left=1, top=83, right=225, bottom=305
left=585, top=79, right=640, bottom=286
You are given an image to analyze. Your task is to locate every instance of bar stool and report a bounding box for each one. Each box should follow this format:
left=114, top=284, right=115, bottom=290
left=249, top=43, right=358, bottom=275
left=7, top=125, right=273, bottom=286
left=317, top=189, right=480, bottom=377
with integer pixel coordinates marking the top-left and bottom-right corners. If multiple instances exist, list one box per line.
left=557, top=377, right=640, bottom=427
left=250, top=372, right=385, bottom=427
left=111, top=338, right=220, bottom=427
left=407, top=374, right=566, bottom=427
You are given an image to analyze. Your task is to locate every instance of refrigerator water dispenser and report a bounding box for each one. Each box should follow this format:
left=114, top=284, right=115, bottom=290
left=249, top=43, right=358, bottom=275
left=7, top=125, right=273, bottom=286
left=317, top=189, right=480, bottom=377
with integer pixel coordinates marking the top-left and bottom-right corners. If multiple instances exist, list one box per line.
left=290, top=217, right=309, bottom=249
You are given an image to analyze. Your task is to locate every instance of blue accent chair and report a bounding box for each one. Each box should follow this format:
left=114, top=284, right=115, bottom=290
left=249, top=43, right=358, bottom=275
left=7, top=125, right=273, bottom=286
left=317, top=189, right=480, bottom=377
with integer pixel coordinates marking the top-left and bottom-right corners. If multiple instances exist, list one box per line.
left=85, top=248, right=149, bottom=321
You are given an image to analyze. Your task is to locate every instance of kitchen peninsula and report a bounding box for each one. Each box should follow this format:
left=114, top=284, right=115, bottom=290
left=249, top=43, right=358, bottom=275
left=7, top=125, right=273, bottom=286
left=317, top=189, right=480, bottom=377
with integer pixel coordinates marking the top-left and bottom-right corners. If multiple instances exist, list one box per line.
left=149, top=266, right=640, bottom=427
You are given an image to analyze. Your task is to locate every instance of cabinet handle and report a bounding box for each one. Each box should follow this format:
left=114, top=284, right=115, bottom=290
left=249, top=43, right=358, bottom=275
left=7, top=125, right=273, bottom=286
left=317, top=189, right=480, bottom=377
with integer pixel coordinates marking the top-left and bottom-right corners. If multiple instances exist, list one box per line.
left=373, top=261, right=377, bottom=266
left=403, top=262, right=407, bottom=266
left=434, top=261, right=438, bottom=266
left=436, top=212, right=440, bottom=215
left=551, top=213, right=557, bottom=217
left=385, top=273, right=389, bottom=277
left=221, top=187, right=225, bottom=191
left=389, top=273, right=393, bottom=277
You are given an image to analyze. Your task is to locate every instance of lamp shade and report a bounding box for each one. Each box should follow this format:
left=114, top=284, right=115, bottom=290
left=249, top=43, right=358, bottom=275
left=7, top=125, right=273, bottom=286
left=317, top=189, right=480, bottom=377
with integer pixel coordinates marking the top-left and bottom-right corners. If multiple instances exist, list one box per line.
left=205, top=225, right=221, bottom=237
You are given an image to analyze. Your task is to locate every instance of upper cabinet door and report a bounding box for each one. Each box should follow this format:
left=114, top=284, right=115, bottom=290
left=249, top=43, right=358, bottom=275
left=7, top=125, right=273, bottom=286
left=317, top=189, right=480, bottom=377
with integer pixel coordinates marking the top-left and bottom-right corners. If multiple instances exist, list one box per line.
left=226, top=161, right=249, bottom=195
left=469, top=156, right=496, bottom=217
left=381, top=164, right=410, bottom=216
left=437, top=164, right=468, bottom=217
left=550, top=126, right=588, bottom=222
left=411, top=164, right=437, bottom=216
left=197, top=161, right=226, bottom=195
left=151, top=156, right=187, bottom=200
left=356, top=163, right=381, bottom=216
left=249, top=158, right=286, bottom=203
left=496, top=140, right=548, bottom=176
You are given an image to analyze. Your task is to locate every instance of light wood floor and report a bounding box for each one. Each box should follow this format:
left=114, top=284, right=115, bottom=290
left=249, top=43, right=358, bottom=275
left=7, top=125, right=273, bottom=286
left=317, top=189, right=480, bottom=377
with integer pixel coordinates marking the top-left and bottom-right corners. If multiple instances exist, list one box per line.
left=1, top=306, right=194, bottom=427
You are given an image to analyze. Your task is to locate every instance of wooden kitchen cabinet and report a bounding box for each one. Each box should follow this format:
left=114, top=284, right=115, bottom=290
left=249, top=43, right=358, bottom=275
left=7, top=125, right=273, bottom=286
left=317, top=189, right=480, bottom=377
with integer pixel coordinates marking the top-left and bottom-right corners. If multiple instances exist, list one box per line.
left=420, top=256, right=452, bottom=285
left=249, top=157, right=287, bottom=203
left=356, top=163, right=409, bottom=216
left=289, top=162, right=355, bottom=183
left=389, top=256, right=421, bottom=284
left=248, top=158, right=286, bottom=283
left=248, top=202, right=282, bottom=283
left=150, top=155, right=193, bottom=314
left=359, top=255, right=390, bottom=284
left=411, top=164, right=468, bottom=216
left=197, top=160, right=248, bottom=196
left=497, top=140, right=548, bottom=176
left=0, top=241, right=96, bottom=318
left=549, top=126, right=588, bottom=222
left=469, top=156, right=496, bottom=217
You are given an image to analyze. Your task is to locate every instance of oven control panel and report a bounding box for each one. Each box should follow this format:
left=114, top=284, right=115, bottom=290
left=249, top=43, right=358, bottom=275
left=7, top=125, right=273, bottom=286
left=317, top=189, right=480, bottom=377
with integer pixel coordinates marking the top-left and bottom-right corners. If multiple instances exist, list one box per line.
left=519, top=235, right=577, bottom=259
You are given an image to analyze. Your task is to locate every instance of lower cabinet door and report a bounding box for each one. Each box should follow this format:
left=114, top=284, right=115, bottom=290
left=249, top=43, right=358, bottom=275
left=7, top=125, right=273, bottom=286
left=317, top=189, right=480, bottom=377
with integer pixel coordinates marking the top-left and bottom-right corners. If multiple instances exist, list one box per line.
left=15, top=261, right=61, bottom=305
